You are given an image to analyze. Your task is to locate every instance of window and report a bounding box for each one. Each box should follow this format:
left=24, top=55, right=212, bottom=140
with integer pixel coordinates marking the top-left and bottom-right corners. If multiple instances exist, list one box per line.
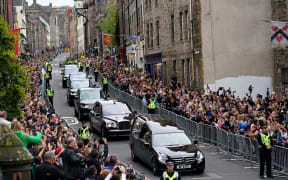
left=186, top=10, right=190, bottom=40
left=150, top=23, right=153, bottom=48
left=132, top=118, right=146, bottom=137
left=180, top=12, right=183, bottom=40
left=171, top=15, right=175, bottom=42
left=184, top=10, right=188, bottom=40
left=182, top=59, right=184, bottom=84
left=187, top=58, right=191, bottom=86
left=156, top=20, right=160, bottom=46
left=146, top=24, right=150, bottom=48
left=155, top=0, right=158, bottom=7
left=173, top=60, right=176, bottom=72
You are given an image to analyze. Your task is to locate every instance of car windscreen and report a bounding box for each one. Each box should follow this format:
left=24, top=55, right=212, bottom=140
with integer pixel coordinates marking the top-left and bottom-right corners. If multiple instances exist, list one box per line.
left=70, top=74, right=86, bottom=80
left=71, top=80, right=89, bottom=89
left=152, top=132, right=191, bottom=146
left=80, top=90, right=101, bottom=100
left=102, top=103, right=131, bottom=115
left=65, top=68, right=78, bottom=76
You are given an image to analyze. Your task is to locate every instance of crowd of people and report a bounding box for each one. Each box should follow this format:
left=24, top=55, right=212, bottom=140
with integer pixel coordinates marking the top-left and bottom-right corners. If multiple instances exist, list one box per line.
left=95, top=58, right=288, bottom=148
left=1, top=54, right=142, bottom=180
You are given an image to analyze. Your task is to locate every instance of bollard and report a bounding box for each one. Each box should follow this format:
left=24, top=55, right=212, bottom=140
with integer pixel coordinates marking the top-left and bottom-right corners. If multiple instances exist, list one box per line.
left=0, top=124, right=34, bottom=180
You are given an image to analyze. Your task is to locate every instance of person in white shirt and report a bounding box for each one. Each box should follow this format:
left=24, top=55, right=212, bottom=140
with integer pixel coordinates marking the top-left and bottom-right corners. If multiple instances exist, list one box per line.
left=0, top=111, right=11, bottom=128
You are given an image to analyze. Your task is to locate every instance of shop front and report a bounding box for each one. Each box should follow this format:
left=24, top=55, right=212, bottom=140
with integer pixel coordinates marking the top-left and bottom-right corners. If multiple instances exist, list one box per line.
left=145, top=52, right=162, bottom=80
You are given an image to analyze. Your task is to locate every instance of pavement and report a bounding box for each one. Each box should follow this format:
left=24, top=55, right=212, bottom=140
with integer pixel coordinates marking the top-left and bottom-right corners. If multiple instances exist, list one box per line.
left=50, top=53, right=287, bottom=180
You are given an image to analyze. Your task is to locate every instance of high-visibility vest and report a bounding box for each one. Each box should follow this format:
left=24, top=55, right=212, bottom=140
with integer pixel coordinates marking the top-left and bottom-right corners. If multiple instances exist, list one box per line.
left=47, top=64, right=52, bottom=72
left=148, top=99, right=156, bottom=109
left=94, top=67, right=99, bottom=72
left=78, top=62, right=82, bottom=68
left=86, top=62, right=90, bottom=67
left=67, top=60, right=73, bottom=64
left=103, top=77, right=108, bottom=85
left=74, top=60, right=77, bottom=64
left=125, top=67, right=129, bottom=72
left=45, top=73, right=49, bottom=79
left=259, top=133, right=271, bottom=148
left=162, top=171, right=179, bottom=180
left=47, top=89, right=53, bottom=97
left=79, top=127, right=90, bottom=139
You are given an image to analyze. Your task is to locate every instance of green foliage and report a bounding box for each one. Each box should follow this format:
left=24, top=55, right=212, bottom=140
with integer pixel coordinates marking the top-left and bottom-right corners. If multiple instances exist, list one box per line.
left=0, top=15, right=30, bottom=120
left=98, top=2, right=120, bottom=46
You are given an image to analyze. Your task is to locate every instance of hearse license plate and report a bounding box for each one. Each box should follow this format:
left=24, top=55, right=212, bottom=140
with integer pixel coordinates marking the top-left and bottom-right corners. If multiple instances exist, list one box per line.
left=177, top=164, right=191, bottom=169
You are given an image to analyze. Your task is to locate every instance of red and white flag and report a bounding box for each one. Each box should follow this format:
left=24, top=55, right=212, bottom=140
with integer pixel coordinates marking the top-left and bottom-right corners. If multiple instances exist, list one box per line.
left=271, top=21, right=288, bottom=48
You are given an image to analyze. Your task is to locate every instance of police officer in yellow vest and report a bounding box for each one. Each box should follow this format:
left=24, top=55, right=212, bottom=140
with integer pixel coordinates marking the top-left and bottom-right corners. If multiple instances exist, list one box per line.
left=85, top=62, right=90, bottom=73
left=66, top=59, right=73, bottom=64
left=45, top=73, right=50, bottom=88
left=125, top=66, right=129, bottom=73
left=78, top=61, right=83, bottom=72
left=74, top=59, right=78, bottom=64
left=78, top=121, right=91, bottom=145
left=94, top=66, right=99, bottom=82
left=147, top=96, right=156, bottom=114
left=160, top=161, right=181, bottom=180
left=257, top=126, right=273, bottom=178
left=47, top=63, right=52, bottom=79
left=46, top=85, right=54, bottom=107
left=102, top=75, right=108, bottom=97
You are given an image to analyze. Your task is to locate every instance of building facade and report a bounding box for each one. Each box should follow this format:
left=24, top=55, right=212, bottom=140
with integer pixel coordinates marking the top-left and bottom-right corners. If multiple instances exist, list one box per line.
left=142, top=0, right=195, bottom=88
left=26, top=0, right=69, bottom=55
left=119, top=0, right=145, bottom=69
left=199, top=0, right=273, bottom=97
left=271, top=0, right=288, bottom=95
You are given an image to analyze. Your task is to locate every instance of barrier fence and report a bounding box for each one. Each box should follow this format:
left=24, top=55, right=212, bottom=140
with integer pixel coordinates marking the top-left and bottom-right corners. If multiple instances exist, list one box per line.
left=94, top=71, right=288, bottom=175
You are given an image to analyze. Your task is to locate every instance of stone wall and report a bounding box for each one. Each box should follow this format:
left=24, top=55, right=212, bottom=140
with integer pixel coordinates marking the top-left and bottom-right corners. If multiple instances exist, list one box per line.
left=271, top=0, right=288, bottom=95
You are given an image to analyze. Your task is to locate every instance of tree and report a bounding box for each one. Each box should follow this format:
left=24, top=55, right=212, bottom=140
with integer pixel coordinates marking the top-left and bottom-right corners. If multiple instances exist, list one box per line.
left=0, top=15, right=30, bottom=120
left=98, top=2, right=120, bottom=46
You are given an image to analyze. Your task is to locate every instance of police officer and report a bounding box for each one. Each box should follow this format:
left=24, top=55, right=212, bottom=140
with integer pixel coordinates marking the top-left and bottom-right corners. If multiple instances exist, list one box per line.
left=147, top=96, right=156, bottom=114
left=85, top=61, right=90, bottom=74
left=102, top=74, right=108, bottom=97
left=66, top=59, right=73, bottom=65
left=45, top=73, right=50, bottom=88
left=78, top=61, right=83, bottom=72
left=47, top=63, right=52, bottom=79
left=46, top=85, right=54, bottom=107
left=125, top=66, right=130, bottom=73
left=78, top=121, right=91, bottom=145
left=160, top=161, right=181, bottom=180
left=257, top=126, right=273, bottom=178
left=94, top=65, right=99, bottom=82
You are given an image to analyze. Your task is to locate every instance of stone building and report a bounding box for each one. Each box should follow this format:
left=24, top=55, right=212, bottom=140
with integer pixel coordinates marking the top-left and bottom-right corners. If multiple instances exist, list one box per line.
left=26, top=0, right=69, bottom=55
left=118, top=0, right=145, bottom=69
left=86, top=0, right=116, bottom=56
left=0, top=0, right=13, bottom=28
left=271, top=0, right=288, bottom=95
left=142, top=0, right=195, bottom=88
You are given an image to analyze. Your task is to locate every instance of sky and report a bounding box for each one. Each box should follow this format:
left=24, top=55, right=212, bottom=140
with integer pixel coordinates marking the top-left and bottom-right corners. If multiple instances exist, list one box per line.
left=26, top=0, right=74, bottom=7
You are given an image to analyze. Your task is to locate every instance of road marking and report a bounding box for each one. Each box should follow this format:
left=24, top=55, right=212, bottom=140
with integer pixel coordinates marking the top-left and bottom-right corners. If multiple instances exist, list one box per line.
left=221, top=158, right=239, bottom=161
left=244, top=166, right=259, bottom=169
left=61, top=117, right=79, bottom=126
left=191, top=173, right=222, bottom=179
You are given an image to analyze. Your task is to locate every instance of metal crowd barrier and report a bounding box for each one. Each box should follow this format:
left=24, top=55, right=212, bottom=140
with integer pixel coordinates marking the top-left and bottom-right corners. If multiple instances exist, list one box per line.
left=93, top=71, right=288, bottom=175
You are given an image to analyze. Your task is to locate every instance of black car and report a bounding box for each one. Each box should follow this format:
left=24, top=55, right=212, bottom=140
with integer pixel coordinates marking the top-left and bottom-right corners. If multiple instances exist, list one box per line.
left=74, top=87, right=104, bottom=121
left=130, top=114, right=205, bottom=175
left=67, top=79, right=90, bottom=105
left=90, top=100, right=132, bottom=137
left=61, top=65, right=78, bottom=88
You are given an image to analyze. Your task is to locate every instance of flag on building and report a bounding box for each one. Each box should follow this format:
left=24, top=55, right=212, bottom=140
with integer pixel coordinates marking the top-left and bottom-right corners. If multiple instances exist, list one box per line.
left=127, top=35, right=140, bottom=43
left=103, top=34, right=113, bottom=45
left=271, top=21, right=288, bottom=48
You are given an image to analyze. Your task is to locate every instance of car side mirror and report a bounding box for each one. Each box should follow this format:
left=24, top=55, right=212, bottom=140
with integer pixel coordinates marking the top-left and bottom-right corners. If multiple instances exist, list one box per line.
left=194, top=140, right=198, bottom=145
